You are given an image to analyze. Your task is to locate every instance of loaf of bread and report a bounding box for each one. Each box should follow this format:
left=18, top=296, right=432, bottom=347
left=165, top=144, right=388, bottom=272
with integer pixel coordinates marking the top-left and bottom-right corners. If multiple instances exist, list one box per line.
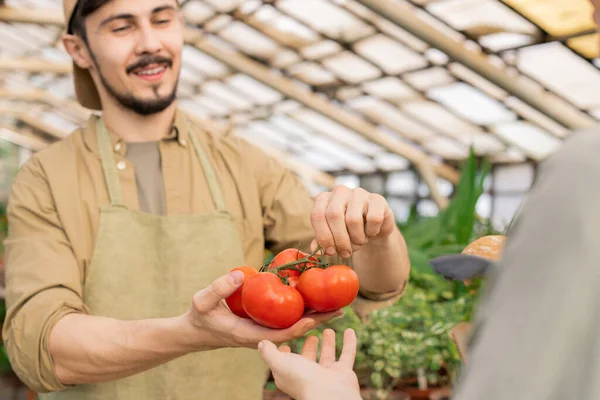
left=462, top=235, right=506, bottom=261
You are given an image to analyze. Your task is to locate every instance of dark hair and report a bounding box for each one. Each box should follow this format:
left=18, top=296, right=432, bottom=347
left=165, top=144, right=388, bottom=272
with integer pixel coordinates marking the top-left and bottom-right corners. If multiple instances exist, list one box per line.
left=67, top=0, right=112, bottom=43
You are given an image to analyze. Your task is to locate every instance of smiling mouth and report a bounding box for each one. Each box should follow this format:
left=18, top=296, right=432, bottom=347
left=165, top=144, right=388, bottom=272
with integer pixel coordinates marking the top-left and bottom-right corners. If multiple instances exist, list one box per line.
left=133, top=63, right=168, bottom=76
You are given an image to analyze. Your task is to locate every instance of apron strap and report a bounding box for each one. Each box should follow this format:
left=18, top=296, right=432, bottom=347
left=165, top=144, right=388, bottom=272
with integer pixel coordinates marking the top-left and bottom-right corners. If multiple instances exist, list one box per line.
left=95, top=117, right=124, bottom=206
left=186, top=122, right=227, bottom=212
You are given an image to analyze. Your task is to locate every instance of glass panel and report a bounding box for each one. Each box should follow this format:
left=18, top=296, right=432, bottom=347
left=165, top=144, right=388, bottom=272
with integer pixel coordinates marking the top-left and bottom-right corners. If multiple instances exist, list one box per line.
left=423, top=136, right=469, bottom=160
left=418, top=200, right=439, bottom=217
left=200, top=81, right=255, bottom=111
left=427, top=0, right=538, bottom=51
left=489, top=147, right=527, bottom=163
left=404, top=67, right=455, bottom=90
left=336, top=175, right=360, bottom=189
left=494, top=164, right=535, bottom=192
left=448, top=63, right=507, bottom=99
left=271, top=50, right=302, bottom=69
left=375, top=153, right=410, bottom=171
left=322, top=51, right=382, bottom=83
left=278, top=0, right=375, bottom=41
left=492, top=121, right=561, bottom=161
left=348, top=97, right=436, bottom=141
left=354, top=34, right=428, bottom=75
left=427, top=83, right=517, bottom=125
left=291, top=109, right=384, bottom=155
left=219, top=22, right=280, bottom=58
left=226, top=74, right=283, bottom=105
left=182, top=45, right=230, bottom=78
left=362, top=77, right=419, bottom=103
left=204, top=0, right=244, bottom=12
left=402, top=101, right=481, bottom=137
left=247, top=5, right=320, bottom=48
left=479, top=33, right=535, bottom=52
left=476, top=193, right=492, bottom=219
left=307, top=136, right=376, bottom=173
left=516, top=42, right=600, bottom=110
left=287, top=62, right=338, bottom=85
left=386, top=170, right=418, bottom=196
left=503, top=97, right=569, bottom=138
left=182, top=1, right=214, bottom=24
left=388, top=198, right=413, bottom=223
left=425, top=48, right=450, bottom=65
left=301, top=40, right=342, bottom=60
left=492, top=194, right=524, bottom=232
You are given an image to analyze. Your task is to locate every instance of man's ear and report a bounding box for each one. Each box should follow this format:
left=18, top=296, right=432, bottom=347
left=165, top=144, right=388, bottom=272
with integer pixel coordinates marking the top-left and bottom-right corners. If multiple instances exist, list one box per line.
left=61, top=33, right=93, bottom=70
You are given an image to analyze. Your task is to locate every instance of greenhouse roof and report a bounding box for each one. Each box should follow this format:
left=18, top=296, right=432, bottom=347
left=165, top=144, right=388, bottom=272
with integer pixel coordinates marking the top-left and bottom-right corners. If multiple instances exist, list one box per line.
left=0, top=0, right=599, bottom=196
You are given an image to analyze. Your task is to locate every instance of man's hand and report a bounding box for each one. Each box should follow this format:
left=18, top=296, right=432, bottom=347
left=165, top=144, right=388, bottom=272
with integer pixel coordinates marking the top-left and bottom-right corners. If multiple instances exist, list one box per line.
left=258, top=328, right=361, bottom=400
left=185, top=270, right=343, bottom=349
left=310, top=186, right=396, bottom=258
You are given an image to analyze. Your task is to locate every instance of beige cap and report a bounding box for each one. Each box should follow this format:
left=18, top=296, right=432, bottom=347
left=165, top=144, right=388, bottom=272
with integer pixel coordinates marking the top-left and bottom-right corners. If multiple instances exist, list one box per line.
left=63, top=0, right=102, bottom=110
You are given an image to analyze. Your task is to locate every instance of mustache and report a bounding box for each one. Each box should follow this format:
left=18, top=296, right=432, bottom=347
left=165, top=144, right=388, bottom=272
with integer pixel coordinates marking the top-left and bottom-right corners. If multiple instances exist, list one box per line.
left=126, top=56, right=173, bottom=74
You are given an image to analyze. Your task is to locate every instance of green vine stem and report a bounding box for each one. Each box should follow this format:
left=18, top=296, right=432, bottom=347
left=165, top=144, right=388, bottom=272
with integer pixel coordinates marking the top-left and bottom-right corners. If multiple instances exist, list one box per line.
left=259, top=245, right=332, bottom=277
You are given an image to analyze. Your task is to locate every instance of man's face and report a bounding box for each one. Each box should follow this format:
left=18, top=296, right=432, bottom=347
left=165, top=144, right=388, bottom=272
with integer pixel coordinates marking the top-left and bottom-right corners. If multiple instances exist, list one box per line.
left=81, top=0, right=183, bottom=115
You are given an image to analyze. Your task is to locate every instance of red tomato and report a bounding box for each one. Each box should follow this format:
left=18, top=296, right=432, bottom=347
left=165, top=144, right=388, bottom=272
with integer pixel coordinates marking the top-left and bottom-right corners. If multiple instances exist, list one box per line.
left=268, top=248, right=318, bottom=279
left=297, top=265, right=359, bottom=312
left=287, top=275, right=299, bottom=288
left=242, top=272, right=305, bottom=329
left=225, top=266, right=258, bottom=318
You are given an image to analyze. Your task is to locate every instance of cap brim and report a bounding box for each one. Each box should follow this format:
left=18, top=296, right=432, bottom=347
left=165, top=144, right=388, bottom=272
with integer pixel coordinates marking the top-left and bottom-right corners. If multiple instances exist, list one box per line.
left=73, top=62, right=102, bottom=111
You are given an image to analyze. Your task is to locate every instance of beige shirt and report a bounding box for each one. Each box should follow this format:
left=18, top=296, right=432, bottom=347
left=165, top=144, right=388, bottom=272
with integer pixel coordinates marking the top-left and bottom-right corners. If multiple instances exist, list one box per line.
left=2, top=109, right=402, bottom=393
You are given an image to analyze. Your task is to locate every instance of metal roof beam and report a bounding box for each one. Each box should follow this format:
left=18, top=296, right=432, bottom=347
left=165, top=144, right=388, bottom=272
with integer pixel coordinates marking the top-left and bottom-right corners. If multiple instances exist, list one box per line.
left=355, top=0, right=597, bottom=131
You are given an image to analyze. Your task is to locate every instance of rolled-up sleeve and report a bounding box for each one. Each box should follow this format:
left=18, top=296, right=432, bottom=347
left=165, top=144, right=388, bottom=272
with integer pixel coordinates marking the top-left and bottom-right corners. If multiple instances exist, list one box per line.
left=2, top=158, right=87, bottom=393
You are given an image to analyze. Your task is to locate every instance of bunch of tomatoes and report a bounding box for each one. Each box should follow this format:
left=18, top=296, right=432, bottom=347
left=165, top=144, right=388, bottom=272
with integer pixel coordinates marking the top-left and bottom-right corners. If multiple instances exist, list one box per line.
left=225, top=248, right=360, bottom=329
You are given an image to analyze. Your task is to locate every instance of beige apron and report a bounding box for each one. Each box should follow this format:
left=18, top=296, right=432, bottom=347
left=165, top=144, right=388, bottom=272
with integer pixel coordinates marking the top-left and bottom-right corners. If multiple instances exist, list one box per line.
left=41, top=116, right=266, bottom=399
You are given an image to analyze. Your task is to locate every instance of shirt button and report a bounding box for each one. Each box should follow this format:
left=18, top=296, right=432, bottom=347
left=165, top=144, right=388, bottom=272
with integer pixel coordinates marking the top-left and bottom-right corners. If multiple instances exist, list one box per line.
left=117, top=161, right=126, bottom=170
left=180, top=139, right=187, bottom=146
left=115, top=143, right=122, bottom=151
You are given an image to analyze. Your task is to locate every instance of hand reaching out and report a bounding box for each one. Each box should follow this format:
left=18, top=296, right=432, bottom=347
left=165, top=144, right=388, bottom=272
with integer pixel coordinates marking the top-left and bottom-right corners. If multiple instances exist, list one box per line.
left=258, top=328, right=362, bottom=400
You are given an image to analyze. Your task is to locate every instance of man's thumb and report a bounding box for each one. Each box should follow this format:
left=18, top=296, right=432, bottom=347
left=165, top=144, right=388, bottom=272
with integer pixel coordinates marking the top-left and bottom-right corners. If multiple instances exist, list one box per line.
left=192, top=270, right=244, bottom=313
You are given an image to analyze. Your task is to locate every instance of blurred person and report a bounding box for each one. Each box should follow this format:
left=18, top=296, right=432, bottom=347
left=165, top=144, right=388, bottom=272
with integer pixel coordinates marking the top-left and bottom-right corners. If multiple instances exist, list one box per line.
left=449, top=1, right=600, bottom=399
left=1, top=0, right=410, bottom=399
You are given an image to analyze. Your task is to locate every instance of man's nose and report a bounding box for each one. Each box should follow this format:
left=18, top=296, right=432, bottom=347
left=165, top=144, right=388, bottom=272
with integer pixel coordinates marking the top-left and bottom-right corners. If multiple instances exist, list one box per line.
left=136, top=23, right=162, bottom=54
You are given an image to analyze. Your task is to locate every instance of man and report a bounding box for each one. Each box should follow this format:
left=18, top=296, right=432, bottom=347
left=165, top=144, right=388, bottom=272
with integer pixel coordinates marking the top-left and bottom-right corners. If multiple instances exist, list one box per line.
left=2, top=0, right=410, bottom=399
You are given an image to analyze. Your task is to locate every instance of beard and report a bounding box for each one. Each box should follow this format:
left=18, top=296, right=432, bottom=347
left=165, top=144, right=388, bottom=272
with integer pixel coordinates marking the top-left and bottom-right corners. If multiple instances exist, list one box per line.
left=92, top=52, right=179, bottom=115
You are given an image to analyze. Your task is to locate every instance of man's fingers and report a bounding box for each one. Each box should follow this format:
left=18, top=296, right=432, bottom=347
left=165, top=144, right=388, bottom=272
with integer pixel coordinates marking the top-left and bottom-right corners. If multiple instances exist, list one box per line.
left=192, top=271, right=244, bottom=313
left=325, top=188, right=353, bottom=258
left=339, top=328, right=357, bottom=367
left=346, top=189, right=368, bottom=247
left=311, top=192, right=336, bottom=256
left=319, top=329, right=337, bottom=367
left=364, top=194, right=386, bottom=238
left=300, top=336, right=319, bottom=362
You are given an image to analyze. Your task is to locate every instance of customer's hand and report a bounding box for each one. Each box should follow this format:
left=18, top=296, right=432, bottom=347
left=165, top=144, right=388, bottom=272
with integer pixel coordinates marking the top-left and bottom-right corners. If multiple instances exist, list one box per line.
left=184, top=270, right=342, bottom=349
left=258, top=328, right=362, bottom=400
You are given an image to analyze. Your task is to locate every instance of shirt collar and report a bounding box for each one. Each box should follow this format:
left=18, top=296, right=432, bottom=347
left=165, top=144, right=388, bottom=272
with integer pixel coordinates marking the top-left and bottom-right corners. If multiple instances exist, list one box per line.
left=82, top=108, right=190, bottom=158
